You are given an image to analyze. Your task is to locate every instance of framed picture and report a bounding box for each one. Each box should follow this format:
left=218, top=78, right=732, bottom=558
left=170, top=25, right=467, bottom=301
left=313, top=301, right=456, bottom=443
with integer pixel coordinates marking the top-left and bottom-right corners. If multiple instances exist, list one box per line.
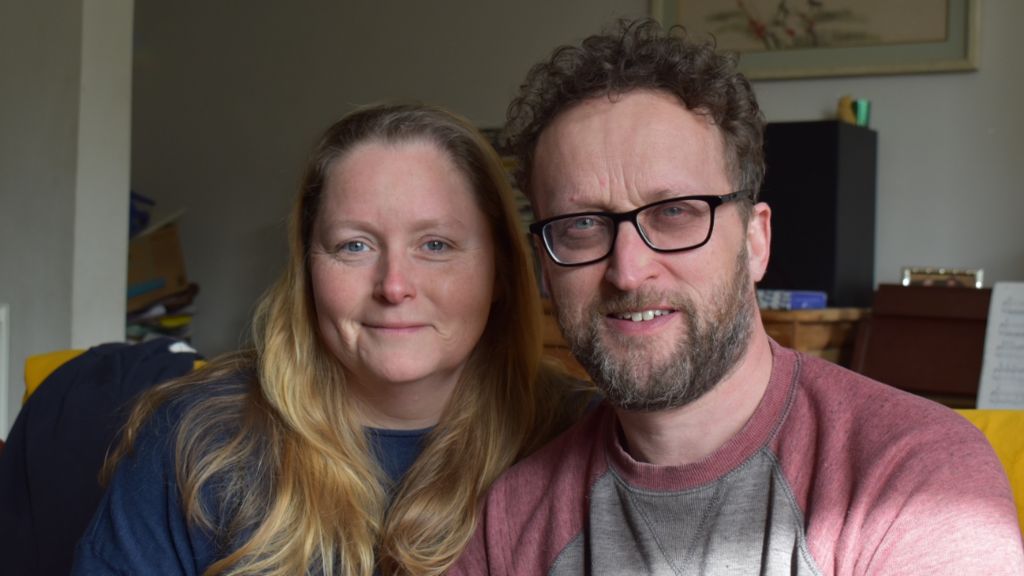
left=651, top=0, right=980, bottom=80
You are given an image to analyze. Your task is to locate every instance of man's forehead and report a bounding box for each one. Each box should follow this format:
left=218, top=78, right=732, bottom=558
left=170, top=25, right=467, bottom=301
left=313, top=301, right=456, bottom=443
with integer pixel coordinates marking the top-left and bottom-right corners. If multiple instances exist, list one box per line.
left=530, top=91, right=727, bottom=208
left=532, top=91, right=723, bottom=175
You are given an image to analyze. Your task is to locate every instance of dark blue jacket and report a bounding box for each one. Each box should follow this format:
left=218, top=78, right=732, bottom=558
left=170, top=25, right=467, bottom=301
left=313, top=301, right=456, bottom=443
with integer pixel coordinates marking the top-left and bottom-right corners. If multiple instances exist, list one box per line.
left=0, top=338, right=200, bottom=576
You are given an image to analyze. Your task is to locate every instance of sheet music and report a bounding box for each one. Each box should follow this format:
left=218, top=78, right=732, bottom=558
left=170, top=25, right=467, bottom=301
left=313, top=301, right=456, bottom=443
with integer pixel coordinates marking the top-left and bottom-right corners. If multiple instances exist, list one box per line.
left=977, top=282, right=1024, bottom=408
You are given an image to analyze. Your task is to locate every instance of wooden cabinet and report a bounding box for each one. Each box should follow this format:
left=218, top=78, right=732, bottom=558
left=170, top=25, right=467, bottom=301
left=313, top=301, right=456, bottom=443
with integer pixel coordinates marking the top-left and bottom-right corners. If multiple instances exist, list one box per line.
left=850, top=284, right=991, bottom=408
left=762, top=308, right=867, bottom=367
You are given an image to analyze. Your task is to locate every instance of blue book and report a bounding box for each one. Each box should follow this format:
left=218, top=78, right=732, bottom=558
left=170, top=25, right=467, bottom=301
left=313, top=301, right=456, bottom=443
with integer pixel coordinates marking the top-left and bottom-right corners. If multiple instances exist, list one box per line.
left=757, top=289, right=828, bottom=310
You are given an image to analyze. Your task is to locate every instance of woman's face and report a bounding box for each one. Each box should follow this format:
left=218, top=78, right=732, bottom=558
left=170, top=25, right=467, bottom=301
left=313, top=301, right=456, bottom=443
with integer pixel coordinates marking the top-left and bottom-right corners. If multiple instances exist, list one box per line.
left=309, top=139, right=496, bottom=423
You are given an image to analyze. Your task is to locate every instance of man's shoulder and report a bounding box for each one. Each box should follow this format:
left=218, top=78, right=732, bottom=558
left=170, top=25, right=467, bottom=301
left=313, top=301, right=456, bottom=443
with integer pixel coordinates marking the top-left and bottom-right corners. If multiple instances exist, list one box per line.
left=773, top=348, right=1024, bottom=573
left=777, top=348, right=1003, bottom=503
left=790, top=349, right=975, bottom=433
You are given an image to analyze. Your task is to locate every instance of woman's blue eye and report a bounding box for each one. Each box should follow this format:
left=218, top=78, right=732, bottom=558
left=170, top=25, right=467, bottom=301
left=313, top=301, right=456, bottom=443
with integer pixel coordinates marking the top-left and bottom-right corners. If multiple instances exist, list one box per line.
left=424, top=240, right=449, bottom=252
left=341, top=241, right=368, bottom=253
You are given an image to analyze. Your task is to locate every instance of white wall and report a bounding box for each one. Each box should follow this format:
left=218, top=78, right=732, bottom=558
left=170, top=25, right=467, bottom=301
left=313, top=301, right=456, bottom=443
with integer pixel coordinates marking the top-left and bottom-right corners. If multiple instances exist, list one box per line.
left=0, top=0, right=81, bottom=435
left=71, top=0, right=133, bottom=348
left=0, top=0, right=133, bottom=435
left=753, top=1, right=1024, bottom=287
left=132, top=0, right=1021, bottom=360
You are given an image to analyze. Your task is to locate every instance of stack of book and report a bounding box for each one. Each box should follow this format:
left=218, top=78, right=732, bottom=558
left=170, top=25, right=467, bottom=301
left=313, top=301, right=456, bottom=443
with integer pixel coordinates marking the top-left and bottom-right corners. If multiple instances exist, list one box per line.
left=126, top=283, right=198, bottom=343
left=126, top=198, right=199, bottom=344
left=757, top=289, right=828, bottom=310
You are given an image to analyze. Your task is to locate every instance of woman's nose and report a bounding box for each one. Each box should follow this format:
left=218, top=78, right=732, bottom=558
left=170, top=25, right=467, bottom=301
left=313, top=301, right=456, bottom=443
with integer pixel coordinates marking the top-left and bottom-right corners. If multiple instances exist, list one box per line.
left=374, top=252, right=417, bottom=303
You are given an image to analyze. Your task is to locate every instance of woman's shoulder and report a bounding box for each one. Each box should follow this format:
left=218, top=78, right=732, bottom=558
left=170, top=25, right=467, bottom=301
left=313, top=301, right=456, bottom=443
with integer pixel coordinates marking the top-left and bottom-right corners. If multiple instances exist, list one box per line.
left=123, top=363, right=264, bottom=471
left=161, top=361, right=258, bottom=417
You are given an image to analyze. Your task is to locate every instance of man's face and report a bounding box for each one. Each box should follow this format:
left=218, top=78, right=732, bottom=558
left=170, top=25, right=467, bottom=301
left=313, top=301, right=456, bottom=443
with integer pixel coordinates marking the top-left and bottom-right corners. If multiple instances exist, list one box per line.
left=531, top=90, right=769, bottom=411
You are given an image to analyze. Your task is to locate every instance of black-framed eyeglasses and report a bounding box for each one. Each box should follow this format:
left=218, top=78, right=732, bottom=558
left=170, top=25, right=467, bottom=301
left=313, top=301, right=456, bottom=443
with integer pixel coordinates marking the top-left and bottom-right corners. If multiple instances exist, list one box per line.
left=529, top=190, right=754, bottom=267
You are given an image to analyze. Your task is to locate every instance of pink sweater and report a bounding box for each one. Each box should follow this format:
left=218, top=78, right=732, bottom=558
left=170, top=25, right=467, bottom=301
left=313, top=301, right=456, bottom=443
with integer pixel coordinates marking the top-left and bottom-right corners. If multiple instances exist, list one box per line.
left=453, top=343, right=1024, bottom=574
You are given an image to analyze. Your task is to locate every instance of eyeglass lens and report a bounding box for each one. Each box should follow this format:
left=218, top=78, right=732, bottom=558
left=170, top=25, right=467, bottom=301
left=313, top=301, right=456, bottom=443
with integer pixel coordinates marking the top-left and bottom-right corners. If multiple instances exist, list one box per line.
left=543, top=197, right=715, bottom=265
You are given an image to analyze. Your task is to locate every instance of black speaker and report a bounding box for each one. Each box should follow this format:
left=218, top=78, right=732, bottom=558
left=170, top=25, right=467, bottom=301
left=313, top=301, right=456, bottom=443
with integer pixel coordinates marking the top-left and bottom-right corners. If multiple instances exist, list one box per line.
left=758, top=120, right=877, bottom=307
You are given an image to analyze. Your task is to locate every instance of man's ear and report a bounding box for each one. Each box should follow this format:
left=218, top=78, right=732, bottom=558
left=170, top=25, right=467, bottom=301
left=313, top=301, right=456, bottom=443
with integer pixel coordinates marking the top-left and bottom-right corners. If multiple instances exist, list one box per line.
left=746, top=202, right=771, bottom=282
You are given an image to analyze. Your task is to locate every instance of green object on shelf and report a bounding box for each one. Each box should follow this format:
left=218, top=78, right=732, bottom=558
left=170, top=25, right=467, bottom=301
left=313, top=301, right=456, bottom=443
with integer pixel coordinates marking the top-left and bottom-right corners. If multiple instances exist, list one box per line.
left=854, top=99, right=871, bottom=127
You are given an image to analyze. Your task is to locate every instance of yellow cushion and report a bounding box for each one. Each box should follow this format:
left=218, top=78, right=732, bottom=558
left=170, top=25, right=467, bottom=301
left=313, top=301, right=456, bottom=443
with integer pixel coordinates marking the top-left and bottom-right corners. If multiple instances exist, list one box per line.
left=23, top=349, right=85, bottom=404
left=957, top=409, right=1024, bottom=531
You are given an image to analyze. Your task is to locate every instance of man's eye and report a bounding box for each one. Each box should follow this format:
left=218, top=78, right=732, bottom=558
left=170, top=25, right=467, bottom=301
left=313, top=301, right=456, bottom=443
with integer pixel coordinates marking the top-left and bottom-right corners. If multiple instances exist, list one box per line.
left=649, top=201, right=705, bottom=224
left=569, top=217, right=597, bottom=230
left=657, top=202, right=701, bottom=219
left=661, top=205, right=686, bottom=217
left=551, top=215, right=608, bottom=240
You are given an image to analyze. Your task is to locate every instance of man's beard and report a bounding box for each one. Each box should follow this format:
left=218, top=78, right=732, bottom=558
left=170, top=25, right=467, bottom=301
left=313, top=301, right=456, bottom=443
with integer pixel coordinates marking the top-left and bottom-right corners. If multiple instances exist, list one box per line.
left=556, top=247, right=755, bottom=412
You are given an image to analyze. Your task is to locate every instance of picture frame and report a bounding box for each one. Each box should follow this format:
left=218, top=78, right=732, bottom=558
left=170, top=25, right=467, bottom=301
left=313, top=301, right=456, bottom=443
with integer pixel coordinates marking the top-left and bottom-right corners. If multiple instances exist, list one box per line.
left=650, top=0, right=980, bottom=80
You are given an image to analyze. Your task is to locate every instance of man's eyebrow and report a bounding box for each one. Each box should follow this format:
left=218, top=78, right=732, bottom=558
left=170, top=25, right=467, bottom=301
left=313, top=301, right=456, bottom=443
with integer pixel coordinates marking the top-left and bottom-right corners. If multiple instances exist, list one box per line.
left=554, top=188, right=687, bottom=214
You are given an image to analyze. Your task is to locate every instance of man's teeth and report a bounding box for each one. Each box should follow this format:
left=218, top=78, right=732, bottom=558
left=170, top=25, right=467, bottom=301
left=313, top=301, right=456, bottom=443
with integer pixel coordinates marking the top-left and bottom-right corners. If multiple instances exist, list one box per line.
left=615, top=310, right=669, bottom=322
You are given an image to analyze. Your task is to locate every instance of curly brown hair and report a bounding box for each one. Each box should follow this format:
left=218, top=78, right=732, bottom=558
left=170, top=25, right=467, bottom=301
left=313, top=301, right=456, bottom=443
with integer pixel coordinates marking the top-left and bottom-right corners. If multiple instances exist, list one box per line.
left=506, top=18, right=765, bottom=206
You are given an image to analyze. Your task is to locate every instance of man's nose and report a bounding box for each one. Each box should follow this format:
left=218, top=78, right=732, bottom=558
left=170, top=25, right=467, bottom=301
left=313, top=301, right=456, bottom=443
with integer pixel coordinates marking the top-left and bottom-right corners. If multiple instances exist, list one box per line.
left=603, top=221, right=658, bottom=291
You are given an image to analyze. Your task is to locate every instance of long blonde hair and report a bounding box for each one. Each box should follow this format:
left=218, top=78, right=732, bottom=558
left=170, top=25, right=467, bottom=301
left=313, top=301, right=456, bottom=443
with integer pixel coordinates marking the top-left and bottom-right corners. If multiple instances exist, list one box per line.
left=106, top=104, right=582, bottom=575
